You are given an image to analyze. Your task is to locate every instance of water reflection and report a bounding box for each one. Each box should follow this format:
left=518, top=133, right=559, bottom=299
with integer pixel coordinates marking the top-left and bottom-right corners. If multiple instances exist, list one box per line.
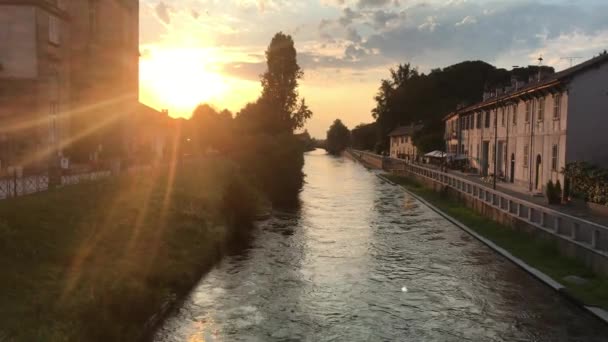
left=155, top=149, right=608, bottom=341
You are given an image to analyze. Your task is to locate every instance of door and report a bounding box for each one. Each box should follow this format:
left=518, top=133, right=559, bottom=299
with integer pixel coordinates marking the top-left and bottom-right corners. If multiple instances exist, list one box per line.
left=510, top=154, right=515, bottom=183
left=497, top=141, right=504, bottom=178
left=481, top=141, right=490, bottom=176
left=535, top=155, right=542, bottom=190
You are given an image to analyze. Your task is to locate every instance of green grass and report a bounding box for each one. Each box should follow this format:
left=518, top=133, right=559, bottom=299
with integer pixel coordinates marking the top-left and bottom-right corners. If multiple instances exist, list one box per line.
left=0, top=158, right=265, bottom=341
left=384, top=173, right=608, bottom=310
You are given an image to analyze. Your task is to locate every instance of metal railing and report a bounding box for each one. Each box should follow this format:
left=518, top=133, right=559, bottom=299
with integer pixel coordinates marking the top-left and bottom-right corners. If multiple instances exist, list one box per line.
left=0, top=170, right=112, bottom=200
left=351, top=150, right=608, bottom=256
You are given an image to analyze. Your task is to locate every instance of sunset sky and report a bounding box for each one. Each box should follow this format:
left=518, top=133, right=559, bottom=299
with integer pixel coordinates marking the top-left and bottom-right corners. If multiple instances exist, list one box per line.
left=139, top=0, right=608, bottom=138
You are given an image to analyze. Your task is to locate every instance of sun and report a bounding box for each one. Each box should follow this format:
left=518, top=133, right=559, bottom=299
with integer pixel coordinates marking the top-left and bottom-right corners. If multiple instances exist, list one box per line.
left=140, top=47, right=229, bottom=118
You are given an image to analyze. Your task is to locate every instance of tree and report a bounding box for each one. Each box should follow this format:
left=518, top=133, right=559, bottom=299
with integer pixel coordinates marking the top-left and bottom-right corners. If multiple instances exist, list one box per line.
left=351, top=122, right=378, bottom=151
left=369, top=60, right=535, bottom=153
left=326, top=119, right=350, bottom=155
left=189, top=104, right=234, bottom=153
left=259, top=32, right=312, bottom=133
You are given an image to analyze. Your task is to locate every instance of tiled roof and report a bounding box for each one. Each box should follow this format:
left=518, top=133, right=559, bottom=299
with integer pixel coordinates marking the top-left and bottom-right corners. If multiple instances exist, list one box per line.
left=388, top=124, right=424, bottom=137
left=444, top=52, right=608, bottom=120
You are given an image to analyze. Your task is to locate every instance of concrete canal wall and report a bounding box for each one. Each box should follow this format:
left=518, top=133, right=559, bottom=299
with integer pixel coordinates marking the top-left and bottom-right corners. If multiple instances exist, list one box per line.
left=347, top=150, right=608, bottom=277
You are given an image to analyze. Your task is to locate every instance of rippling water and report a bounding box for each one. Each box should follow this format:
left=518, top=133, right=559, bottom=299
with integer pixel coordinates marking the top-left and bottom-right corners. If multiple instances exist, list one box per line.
left=154, top=149, right=608, bottom=341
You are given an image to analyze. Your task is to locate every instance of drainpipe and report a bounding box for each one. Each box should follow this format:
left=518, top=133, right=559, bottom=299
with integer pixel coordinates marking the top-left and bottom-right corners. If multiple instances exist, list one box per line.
left=505, top=103, right=510, bottom=181
left=529, top=98, right=535, bottom=192
left=493, top=106, right=498, bottom=189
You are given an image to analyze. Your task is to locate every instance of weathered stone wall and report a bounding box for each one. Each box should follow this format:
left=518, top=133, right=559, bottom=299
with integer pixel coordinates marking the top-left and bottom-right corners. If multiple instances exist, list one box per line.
left=399, top=169, right=608, bottom=276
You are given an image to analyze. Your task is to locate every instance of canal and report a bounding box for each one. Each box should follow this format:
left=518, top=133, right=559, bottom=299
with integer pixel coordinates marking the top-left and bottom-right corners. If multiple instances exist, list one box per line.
left=154, top=149, right=608, bottom=341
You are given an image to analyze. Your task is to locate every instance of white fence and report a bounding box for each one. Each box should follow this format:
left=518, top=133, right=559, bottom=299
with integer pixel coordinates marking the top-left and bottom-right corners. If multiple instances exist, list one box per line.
left=0, top=170, right=111, bottom=200
left=352, top=150, right=608, bottom=256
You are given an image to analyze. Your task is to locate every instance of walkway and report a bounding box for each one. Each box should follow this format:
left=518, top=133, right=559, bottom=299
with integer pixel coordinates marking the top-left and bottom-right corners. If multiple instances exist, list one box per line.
left=388, top=158, right=608, bottom=229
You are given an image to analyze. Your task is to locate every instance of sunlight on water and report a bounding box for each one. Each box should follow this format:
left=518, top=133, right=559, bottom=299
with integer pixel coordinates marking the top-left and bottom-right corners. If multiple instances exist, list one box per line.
left=155, top=150, right=608, bottom=341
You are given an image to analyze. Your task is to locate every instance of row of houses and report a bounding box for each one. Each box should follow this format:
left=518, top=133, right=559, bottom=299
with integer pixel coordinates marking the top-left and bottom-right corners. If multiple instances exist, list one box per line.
left=0, top=0, right=168, bottom=174
left=388, top=53, right=608, bottom=195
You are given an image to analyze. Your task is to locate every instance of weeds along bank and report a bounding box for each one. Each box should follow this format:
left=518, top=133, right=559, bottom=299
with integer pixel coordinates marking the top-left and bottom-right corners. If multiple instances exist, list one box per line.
left=0, top=157, right=268, bottom=341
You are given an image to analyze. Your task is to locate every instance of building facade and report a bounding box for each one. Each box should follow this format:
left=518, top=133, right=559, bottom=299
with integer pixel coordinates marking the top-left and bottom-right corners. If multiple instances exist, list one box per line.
left=0, top=0, right=140, bottom=171
left=67, top=0, right=139, bottom=162
left=444, top=53, right=608, bottom=193
left=0, top=0, right=71, bottom=171
left=389, top=124, right=423, bottom=160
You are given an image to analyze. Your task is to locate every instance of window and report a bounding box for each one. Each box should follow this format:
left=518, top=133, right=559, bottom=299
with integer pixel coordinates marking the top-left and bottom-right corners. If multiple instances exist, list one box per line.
left=525, top=101, right=531, bottom=122
left=512, top=104, right=517, bottom=125
left=501, top=108, right=505, bottom=127
left=484, top=111, right=490, bottom=128
left=538, top=97, right=545, bottom=121
left=553, top=94, right=561, bottom=119
left=552, top=144, right=558, bottom=171
left=523, top=144, right=529, bottom=168
left=476, top=113, right=481, bottom=129
left=49, top=15, right=61, bottom=44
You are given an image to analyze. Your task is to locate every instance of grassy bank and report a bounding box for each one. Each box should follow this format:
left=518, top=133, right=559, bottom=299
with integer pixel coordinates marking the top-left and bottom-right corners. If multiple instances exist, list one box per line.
left=0, top=158, right=266, bottom=341
left=383, top=173, right=608, bottom=310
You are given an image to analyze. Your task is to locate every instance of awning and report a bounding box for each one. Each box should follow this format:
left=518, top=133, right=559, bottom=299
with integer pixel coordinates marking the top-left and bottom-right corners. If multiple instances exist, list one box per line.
left=424, top=150, right=451, bottom=158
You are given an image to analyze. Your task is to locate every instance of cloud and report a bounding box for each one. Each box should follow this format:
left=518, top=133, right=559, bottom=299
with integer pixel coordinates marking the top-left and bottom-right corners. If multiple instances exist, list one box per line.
left=319, top=18, right=332, bottom=30
left=360, top=1, right=608, bottom=70
left=371, top=10, right=398, bottom=28
left=418, top=16, right=438, bottom=32
left=155, top=2, right=171, bottom=24
left=339, top=7, right=362, bottom=26
left=346, top=27, right=362, bottom=43
left=455, top=15, right=476, bottom=26
left=221, top=62, right=265, bottom=81
left=357, top=0, right=391, bottom=8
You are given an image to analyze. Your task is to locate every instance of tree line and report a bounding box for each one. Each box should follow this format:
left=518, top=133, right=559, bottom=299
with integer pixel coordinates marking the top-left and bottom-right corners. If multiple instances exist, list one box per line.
left=349, top=61, right=553, bottom=154
left=180, top=32, right=313, bottom=206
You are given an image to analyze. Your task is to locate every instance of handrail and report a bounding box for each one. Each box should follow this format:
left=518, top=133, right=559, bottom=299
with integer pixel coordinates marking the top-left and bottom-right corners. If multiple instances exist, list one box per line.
left=350, top=149, right=607, bottom=255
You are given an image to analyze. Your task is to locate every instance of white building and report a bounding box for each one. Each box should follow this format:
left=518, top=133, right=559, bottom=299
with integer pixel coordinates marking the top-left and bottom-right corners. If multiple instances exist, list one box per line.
left=444, top=53, right=608, bottom=193
left=389, top=124, right=423, bottom=160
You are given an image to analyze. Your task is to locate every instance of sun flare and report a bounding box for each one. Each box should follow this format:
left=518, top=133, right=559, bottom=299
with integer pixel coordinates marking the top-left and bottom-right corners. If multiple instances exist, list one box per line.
left=140, top=47, right=229, bottom=118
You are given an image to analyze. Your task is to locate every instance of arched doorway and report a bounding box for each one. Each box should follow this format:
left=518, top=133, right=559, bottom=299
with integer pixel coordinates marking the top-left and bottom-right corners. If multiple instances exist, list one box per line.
left=510, top=154, right=515, bottom=183
left=535, top=155, right=542, bottom=190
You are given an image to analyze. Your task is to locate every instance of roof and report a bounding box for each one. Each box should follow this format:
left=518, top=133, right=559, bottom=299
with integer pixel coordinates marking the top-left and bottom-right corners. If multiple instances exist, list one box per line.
left=388, top=124, right=424, bottom=137
left=443, top=52, right=608, bottom=120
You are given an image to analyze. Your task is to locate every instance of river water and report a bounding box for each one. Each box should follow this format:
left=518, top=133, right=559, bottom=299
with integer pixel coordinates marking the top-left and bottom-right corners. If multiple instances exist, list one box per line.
left=154, top=149, right=608, bottom=342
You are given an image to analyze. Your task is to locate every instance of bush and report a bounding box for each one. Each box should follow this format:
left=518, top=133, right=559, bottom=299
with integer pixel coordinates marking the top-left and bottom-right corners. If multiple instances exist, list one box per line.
left=546, top=180, right=561, bottom=205
left=555, top=180, right=563, bottom=203
left=230, top=133, right=304, bottom=207
left=563, top=161, right=608, bottom=205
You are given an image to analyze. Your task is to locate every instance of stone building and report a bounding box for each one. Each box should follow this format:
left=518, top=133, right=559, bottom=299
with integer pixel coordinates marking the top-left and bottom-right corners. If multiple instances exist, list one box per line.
left=66, top=0, right=139, bottom=162
left=444, top=53, right=608, bottom=193
left=389, top=124, right=423, bottom=160
left=0, top=0, right=71, bottom=172
left=0, top=0, right=140, bottom=172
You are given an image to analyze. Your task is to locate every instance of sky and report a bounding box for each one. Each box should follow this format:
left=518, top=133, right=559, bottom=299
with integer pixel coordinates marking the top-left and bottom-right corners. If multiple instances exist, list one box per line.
left=139, top=0, right=608, bottom=138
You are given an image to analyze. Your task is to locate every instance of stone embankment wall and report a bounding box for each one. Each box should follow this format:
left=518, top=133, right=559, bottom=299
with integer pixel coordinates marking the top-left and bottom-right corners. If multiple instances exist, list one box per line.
left=346, top=150, right=608, bottom=277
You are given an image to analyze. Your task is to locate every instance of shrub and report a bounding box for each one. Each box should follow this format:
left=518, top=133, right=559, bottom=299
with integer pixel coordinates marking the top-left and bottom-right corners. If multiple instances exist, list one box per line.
left=230, top=133, right=304, bottom=207
left=555, top=180, right=563, bottom=203
left=546, top=180, right=561, bottom=205
left=563, top=161, right=608, bottom=205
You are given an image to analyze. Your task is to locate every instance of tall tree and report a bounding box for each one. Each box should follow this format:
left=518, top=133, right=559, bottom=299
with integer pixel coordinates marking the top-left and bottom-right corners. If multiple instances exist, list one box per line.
left=326, top=119, right=350, bottom=155
left=259, top=32, right=312, bottom=133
